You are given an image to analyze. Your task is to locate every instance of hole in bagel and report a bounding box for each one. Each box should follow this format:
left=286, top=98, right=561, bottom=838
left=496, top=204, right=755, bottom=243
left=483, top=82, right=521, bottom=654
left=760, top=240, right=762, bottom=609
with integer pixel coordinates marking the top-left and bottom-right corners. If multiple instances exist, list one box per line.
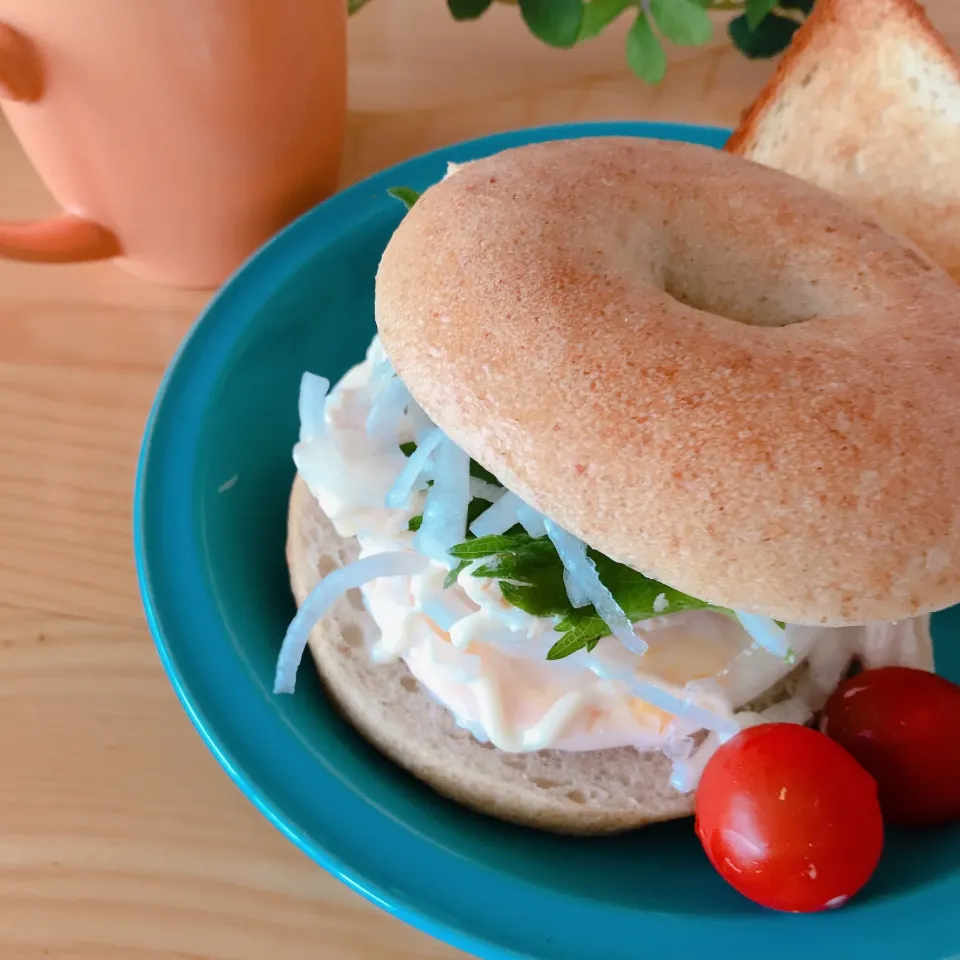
left=663, top=269, right=818, bottom=328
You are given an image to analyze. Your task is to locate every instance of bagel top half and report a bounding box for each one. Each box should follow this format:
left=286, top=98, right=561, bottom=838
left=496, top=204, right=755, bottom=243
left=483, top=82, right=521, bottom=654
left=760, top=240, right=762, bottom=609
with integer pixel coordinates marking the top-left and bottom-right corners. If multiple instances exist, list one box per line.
left=375, top=137, right=960, bottom=627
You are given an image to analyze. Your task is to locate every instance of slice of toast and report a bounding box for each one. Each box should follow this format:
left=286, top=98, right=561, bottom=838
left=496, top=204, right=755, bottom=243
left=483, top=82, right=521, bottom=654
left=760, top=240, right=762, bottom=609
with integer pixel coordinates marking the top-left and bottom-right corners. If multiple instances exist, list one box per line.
left=726, top=0, right=960, bottom=281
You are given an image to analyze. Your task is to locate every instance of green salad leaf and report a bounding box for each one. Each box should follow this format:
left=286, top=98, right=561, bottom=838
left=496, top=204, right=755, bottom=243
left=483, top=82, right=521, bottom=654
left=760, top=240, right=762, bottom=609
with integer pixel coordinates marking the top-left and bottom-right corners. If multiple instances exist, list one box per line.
left=449, top=529, right=727, bottom=659
left=387, top=186, right=421, bottom=210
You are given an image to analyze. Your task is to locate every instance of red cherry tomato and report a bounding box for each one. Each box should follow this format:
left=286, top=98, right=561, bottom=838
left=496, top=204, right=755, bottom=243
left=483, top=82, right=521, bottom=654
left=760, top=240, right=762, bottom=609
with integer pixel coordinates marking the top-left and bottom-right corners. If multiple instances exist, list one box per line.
left=821, top=666, right=960, bottom=826
left=695, top=723, right=883, bottom=913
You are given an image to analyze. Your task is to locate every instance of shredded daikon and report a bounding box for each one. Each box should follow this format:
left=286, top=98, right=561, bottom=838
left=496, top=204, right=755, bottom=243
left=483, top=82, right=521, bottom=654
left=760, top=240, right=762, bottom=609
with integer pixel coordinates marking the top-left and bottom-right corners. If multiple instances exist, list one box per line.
left=544, top=519, right=639, bottom=650
left=516, top=506, right=546, bottom=538
left=298, top=373, right=330, bottom=443
left=469, top=491, right=523, bottom=538
left=365, top=375, right=411, bottom=444
left=385, top=427, right=444, bottom=508
left=563, top=568, right=590, bottom=608
left=416, top=439, right=470, bottom=563
left=469, top=478, right=504, bottom=502
left=736, top=611, right=791, bottom=659
left=803, top=633, right=855, bottom=705
left=670, top=732, right=720, bottom=793
left=274, top=551, right=429, bottom=694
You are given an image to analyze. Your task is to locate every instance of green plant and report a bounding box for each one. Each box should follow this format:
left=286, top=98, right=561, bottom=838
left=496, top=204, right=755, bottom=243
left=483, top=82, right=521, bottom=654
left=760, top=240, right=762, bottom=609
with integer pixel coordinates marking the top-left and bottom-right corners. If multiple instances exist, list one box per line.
left=349, top=0, right=816, bottom=84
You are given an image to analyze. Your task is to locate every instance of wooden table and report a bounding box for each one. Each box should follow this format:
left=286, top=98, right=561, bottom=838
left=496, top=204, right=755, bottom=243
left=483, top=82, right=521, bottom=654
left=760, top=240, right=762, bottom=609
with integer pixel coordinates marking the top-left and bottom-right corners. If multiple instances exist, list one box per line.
left=0, top=3, right=956, bottom=958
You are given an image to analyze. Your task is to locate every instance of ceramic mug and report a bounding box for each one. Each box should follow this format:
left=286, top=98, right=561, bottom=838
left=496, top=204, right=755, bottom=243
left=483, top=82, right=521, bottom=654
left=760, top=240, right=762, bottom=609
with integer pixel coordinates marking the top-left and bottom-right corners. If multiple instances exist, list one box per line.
left=0, top=0, right=346, bottom=287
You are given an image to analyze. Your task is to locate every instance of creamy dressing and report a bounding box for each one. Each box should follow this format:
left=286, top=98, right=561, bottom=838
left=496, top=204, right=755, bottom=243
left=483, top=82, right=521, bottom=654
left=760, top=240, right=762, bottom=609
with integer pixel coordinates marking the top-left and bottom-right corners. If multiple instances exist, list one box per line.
left=293, top=341, right=934, bottom=789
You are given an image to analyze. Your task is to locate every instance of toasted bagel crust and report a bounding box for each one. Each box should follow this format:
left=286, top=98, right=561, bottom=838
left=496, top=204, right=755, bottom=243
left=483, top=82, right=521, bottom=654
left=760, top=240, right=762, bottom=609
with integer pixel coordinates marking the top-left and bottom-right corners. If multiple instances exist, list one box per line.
left=375, top=137, right=960, bottom=625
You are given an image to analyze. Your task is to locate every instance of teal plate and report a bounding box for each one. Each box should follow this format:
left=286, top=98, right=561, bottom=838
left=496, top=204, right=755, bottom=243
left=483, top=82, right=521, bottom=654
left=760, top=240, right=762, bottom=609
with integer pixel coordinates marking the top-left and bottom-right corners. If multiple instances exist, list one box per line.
left=134, top=122, right=960, bottom=960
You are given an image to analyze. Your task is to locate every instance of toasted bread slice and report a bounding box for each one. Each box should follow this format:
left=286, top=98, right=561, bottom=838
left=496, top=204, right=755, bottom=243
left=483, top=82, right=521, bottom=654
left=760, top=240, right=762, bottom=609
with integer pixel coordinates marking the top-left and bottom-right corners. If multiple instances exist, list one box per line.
left=726, top=0, right=960, bottom=281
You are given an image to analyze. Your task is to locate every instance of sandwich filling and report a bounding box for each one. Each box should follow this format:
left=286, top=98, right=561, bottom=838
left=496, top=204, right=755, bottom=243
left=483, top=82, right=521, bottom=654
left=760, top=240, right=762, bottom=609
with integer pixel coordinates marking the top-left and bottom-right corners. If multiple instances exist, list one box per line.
left=277, top=336, right=933, bottom=791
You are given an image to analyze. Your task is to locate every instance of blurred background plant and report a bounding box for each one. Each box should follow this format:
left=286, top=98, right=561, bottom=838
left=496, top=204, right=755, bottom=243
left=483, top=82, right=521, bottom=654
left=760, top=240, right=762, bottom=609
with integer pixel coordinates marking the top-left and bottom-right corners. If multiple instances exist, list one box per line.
left=347, top=0, right=816, bottom=84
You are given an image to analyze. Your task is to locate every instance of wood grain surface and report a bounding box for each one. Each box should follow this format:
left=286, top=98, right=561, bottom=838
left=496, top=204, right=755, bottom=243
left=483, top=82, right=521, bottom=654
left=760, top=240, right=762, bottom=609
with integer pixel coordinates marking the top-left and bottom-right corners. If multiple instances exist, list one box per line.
left=0, top=2, right=956, bottom=957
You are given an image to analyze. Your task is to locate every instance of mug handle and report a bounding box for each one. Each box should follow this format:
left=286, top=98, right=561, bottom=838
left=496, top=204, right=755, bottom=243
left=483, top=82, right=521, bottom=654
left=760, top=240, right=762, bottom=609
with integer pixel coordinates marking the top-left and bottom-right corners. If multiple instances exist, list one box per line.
left=0, top=23, right=120, bottom=263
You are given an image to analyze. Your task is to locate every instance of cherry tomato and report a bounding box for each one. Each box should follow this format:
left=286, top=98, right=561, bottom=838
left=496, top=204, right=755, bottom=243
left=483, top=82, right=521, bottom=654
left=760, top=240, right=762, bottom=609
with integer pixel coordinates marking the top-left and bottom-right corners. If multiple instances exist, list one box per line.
left=695, top=723, right=883, bottom=913
left=821, top=666, right=960, bottom=826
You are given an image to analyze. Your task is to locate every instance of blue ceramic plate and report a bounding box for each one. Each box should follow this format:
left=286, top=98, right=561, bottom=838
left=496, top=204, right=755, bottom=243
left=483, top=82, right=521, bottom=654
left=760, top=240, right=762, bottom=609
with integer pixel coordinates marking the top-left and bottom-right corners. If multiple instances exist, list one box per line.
left=135, top=122, right=960, bottom=960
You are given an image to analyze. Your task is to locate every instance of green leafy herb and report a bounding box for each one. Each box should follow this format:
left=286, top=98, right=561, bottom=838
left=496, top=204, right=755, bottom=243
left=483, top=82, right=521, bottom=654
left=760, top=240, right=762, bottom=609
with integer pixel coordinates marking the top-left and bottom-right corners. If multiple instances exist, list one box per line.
left=785, top=646, right=797, bottom=665
left=449, top=530, right=727, bottom=659
left=578, top=0, right=633, bottom=42
left=626, top=11, right=666, bottom=85
left=444, top=560, right=471, bottom=587
left=746, top=0, right=778, bottom=30
left=387, top=186, right=421, bottom=210
left=518, top=0, right=584, bottom=48
left=650, top=0, right=713, bottom=46
left=449, top=532, right=534, bottom=560
left=728, top=10, right=799, bottom=57
left=447, top=0, right=494, bottom=19
left=547, top=609, right=610, bottom=659
left=399, top=440, right=417, bottom=458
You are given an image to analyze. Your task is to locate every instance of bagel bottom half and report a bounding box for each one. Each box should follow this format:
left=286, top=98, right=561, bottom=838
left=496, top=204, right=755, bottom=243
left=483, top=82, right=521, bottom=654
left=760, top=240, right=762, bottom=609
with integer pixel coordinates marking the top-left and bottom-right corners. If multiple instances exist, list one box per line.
left=286, top=474, right=809, bottom=835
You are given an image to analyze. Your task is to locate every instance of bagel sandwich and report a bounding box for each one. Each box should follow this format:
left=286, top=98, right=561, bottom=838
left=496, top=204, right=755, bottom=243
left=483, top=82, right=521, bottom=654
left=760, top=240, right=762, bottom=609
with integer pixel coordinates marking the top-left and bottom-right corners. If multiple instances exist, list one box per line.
left=274, top=138, right=960, bottom=835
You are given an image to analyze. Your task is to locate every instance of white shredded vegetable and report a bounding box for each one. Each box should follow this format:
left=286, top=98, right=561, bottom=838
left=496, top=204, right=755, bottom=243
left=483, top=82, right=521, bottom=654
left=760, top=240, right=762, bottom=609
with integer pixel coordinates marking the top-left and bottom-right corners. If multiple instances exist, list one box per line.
left=544, top=519, right=639, bottom=650
left=516, top=506, right=546, bottom=538
left=416, top=439, right=470, bottom=563
left=736, top=611, right=791, bottom=658
left=385, top=427, right=444, bottom=508
left=661, top=735, right=696, bottom=763
left=298, top=373, right=330, bottom=443
left=760, top=696, right=813, bottom=726
left=469, top=491, right=523, bottom=538
left=274, top=551, right=429, bottom=694
left=563, top=568, right=590, bottom=608
left=670, top=731, right=720, bottom=793
left=365, top=375, right=411, bottom=444
left=804, top=633, right=855, bottom=705
left=469, top=478, right=504, bottom=502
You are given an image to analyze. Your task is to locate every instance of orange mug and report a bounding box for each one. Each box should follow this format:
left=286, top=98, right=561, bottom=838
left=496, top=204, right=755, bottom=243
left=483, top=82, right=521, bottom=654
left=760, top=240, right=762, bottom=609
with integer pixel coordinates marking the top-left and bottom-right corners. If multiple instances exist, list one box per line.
left=0, top=0, right=346, bottom=288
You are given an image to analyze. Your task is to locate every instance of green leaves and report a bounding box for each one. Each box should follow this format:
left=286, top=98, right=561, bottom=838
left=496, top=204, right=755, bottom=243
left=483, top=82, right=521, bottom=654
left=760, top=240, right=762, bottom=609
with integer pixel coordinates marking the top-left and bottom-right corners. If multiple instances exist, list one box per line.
left=387, top=186, right=421, bottom=210
left=650, top=0, right=712, bottom=46
left=746, top=0, right=778, bottom=29
left=578, top=0, right=633, bottom=41
left=448, top=529, right=724, bottom=659
left=728, top=0, right=815, bottom=59
left=518, top=0, right=584, bottom=48
left=410, top=0, right=819, bottom=88
left=728, top=10, right=799, bottom=58
left=449, top=532, right=533, bottom=560
left=624, top=0, right=716, bottom=85
left=447, top=0, right=494, bottom=19
left=626, top=11, right=666, bottom=84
